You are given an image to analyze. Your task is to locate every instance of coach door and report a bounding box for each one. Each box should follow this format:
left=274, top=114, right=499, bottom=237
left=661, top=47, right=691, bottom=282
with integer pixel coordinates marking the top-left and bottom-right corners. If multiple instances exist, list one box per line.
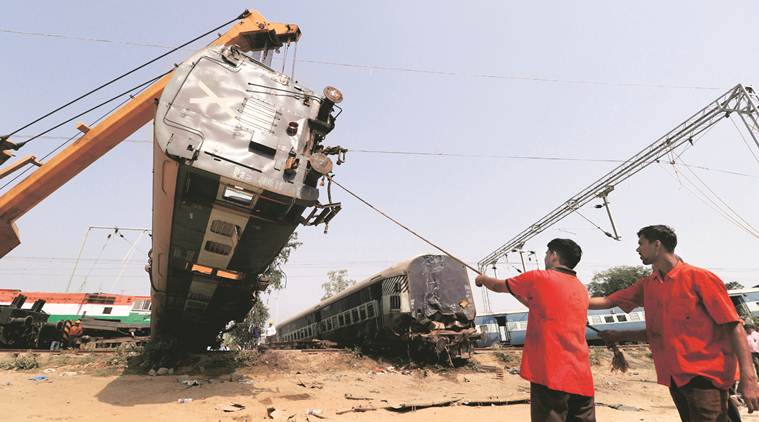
left=381, top=275, right=409, bottom=324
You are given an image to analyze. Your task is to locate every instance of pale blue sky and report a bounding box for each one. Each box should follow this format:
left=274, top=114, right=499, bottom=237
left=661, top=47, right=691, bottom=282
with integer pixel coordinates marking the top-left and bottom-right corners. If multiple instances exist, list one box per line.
left=1, top=1, right=758, bottom=322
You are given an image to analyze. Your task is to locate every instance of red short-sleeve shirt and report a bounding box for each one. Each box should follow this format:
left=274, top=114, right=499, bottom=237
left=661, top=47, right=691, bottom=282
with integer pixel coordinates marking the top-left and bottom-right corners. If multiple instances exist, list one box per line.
left=607, top=262, right=741, bottom=389
left=508, top=269, right=594, bottom=397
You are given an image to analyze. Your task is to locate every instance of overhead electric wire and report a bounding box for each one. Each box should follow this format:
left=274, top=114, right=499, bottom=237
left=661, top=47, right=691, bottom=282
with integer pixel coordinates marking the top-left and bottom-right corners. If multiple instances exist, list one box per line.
left=76, top=231, right=114, bottom=293
left=663, top=163, right=759, bottom=239
left=0, top=27, right=725, bottom=92
left=4, top=13, right=244, bottom=139
left=0, top=70, right=169, bottom=191
left=570, top=209, right=614, bottom=239
left=677, top=158, right=759, bottom=237
left=15, top=69, right=173, bottom=149
left=0, top=28, right=174, bottom=49
left=729, top=114, right=759, bottom=165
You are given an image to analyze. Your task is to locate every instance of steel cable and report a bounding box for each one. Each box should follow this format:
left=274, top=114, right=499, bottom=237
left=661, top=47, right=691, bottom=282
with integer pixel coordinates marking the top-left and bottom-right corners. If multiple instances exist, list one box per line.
left=5, top=12, right=246, bottom=139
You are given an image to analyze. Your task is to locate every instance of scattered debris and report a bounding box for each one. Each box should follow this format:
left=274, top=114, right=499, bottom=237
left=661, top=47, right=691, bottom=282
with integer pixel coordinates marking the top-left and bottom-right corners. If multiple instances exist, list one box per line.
left=281, top=393, right=311, bottom=401
left=28, top=375, right=48, bottom=382
left=216, top=403, right=245, bottom=412
left=148, top=369, right=157, bottom=377
left=296, top=378, right=324, bottom=389
left=596, top=402, right=644, bottom=412
left=43, top=368, right=56, bottom=373
left=461, top=398, right=531, bottom=407
left=156, top=367, right=170, bottom=375
left=345, top=393, right=373, bottom=401
left=388, top=398, right=461, bottom=413
left=182, top=379, right=200, bottom=387
left=507, top=368, right=519, bottom=375
left=336, top=405, right=378, bottom=415
left=61, top=372, right=78, bottom=377
left=336, top=396, right=532, bottom=415
left=609, top=344, right=630, bottom=373
left=267, top=407, right=293, bottom=420
left=305, top=408, right=325, bottom=419
left=177, top=398, right=193, bottom=404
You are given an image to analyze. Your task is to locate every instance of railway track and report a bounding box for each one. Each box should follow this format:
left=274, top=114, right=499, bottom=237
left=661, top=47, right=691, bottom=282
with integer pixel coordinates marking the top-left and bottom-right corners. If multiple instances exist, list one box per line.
left=474, top=344, right=650, bottom=353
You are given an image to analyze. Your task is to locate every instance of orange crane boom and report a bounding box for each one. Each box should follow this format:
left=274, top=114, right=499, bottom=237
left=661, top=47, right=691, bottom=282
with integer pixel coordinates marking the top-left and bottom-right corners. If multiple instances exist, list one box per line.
left=0, top=10, right=300, bottom=258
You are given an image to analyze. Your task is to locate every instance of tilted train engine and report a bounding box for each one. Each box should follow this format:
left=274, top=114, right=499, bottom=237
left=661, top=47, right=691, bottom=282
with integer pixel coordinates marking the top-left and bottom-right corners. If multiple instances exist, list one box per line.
left=275, top=255, right=479, bottom=363
left=150, top=29, right=345, bottom=349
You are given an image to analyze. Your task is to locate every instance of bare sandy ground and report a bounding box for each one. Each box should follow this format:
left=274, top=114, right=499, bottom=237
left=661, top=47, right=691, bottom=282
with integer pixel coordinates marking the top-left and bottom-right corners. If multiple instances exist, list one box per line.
left=1, top=347, right=758, bottom=421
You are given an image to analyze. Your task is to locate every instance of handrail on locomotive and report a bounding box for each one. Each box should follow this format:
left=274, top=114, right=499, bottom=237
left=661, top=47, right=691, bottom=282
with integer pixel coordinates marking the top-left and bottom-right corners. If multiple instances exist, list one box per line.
left=0, top=9, right=345, bottom=258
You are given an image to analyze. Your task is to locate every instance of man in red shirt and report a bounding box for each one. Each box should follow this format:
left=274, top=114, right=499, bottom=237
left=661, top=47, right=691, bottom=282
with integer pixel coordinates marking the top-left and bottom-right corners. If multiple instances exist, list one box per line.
left=476, top=238, right=595, bottom=422
left=589, top=225, right=759, bottom=421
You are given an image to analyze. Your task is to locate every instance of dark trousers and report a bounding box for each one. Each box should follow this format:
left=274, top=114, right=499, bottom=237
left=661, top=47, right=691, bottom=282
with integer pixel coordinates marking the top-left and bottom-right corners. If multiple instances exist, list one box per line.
left=530, top=382, right=596, bottom=422
left=669, top=376, right=731, bottom=422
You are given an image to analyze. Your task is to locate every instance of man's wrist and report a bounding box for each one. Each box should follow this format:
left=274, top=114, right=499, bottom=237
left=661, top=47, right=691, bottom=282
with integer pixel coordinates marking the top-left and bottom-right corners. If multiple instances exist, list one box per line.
left=741, top=370, right=758, bottom=383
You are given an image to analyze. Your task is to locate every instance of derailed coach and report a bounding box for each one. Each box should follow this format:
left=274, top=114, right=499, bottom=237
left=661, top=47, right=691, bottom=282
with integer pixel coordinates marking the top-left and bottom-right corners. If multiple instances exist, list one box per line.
left=275, top=255, right=478, bottom=363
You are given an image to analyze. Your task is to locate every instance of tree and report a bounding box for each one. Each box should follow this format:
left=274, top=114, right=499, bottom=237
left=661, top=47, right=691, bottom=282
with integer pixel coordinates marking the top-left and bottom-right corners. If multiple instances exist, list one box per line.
left=225, top=232, right=302, bottom=348
left=587, top=265, right=650, bottom=296
left=321, top=269, right=356, bottom=301
left=725, top=281, right=745, bottom=290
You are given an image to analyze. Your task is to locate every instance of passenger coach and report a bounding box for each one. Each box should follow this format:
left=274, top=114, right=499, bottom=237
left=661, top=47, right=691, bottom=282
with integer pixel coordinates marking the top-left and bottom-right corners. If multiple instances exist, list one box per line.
left=275, top=255, right=478, bottom=362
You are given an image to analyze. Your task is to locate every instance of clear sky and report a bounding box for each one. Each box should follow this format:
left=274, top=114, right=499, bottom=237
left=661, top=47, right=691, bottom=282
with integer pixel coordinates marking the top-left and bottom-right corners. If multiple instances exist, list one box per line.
left=1, top=1, right=758, bottom=323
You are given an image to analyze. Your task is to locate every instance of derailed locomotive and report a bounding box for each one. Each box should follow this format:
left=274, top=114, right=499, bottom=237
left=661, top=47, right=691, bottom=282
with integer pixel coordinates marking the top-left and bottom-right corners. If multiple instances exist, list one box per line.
left=274, top=255, right=478, bottom=363
left=149, top=17, right=345, bottom=349
left=0, top=294, right=50, bottom=348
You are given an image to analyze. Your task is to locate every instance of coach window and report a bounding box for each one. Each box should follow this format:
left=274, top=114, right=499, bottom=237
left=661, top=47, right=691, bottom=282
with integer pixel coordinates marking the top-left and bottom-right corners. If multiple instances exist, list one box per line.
left=590, top=315, right=603, bottom=325
left=352, top=309, right=359, bottom=322
left=338, top=314, right=344, bottom=326
left=360, top=306, right=367, bottom=320
left=367, top=303, right=375, bottom=318
left=390, top=295, right=401, bottom=311
left=616, top=314, right=628, bottom=322
left=604, top=315, right=615, bottom=323
left=345, top=312, right=352, bottom=325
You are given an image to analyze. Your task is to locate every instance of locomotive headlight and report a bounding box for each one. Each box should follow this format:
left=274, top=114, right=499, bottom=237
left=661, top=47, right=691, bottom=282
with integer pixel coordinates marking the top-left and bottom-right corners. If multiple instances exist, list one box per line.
left=323, top=86, right=343, bottom=104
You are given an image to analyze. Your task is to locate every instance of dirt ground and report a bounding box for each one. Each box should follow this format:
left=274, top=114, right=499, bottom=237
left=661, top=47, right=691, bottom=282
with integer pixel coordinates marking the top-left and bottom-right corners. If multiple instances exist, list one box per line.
left=1, top=347, right=758, bottom=421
